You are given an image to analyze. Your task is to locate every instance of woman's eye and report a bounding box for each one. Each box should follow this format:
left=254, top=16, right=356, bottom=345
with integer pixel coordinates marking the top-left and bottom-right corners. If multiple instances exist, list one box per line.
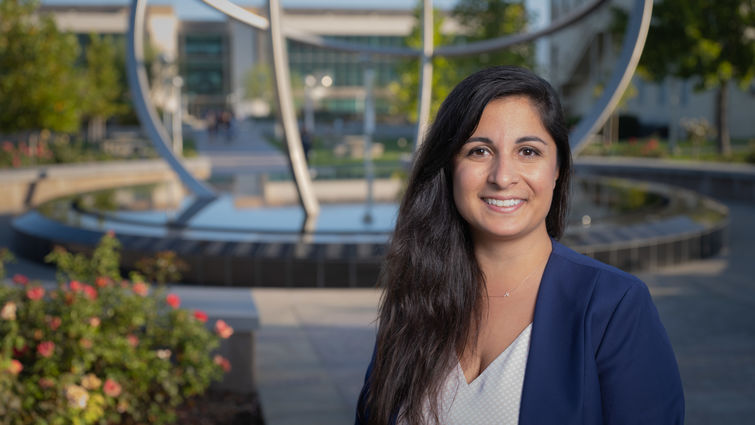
left=520, top=147, right=540, bottom=157
left=468, top=147, right=489, bottom=157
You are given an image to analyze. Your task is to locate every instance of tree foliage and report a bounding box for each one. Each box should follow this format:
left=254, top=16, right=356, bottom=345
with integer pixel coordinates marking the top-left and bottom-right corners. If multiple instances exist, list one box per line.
left=0, top=0, right=82, bottom=133
left=639, top=0, right=755, bottom=154
left=1, top=0, right=132, bottom=137
left=451, top=0, right=533, bottom=70
left=82, top=34, right=128, bottom=141
left=388, top=6, right=457, bottom=122
left=390, top=0, right=534, bottom=122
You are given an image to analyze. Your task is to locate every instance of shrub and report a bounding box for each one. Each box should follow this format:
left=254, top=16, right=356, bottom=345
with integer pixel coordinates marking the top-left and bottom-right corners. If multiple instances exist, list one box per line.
left=0, top=235, right=233, bottom=424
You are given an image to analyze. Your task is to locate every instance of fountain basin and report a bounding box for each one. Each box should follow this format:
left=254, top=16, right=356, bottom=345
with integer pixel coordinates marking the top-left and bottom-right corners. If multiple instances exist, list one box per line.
left=11, top=176, right=727, bottom=287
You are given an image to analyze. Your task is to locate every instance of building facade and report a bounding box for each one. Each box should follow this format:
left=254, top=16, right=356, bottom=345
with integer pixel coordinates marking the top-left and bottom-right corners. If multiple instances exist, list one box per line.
left=548, top=0, right=755, bottom=141
left=42, top=4, right=444, bottom=123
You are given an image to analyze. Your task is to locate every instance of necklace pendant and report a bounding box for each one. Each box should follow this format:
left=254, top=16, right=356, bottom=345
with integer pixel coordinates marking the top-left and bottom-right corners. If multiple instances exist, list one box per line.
left=504, top=291, right=510, bottom=297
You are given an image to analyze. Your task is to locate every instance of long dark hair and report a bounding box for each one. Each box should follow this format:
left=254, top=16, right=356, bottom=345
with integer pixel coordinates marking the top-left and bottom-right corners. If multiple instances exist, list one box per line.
left=363, top=66, right=572, bottom=425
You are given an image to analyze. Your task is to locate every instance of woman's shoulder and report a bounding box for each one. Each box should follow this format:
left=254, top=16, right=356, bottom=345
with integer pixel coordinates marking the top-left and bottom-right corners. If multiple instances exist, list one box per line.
left=550, top=239, right=644, bottom=288
left=547, top=239, right=650, bottom=308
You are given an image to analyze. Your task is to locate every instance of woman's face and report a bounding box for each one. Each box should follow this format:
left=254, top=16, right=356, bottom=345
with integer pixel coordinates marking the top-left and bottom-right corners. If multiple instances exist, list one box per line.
left=452, top=96, right=559, bottom=246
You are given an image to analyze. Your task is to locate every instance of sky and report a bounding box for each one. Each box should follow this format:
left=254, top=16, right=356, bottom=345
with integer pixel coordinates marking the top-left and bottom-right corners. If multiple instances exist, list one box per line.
left=41, top=0, right=549, bottom=25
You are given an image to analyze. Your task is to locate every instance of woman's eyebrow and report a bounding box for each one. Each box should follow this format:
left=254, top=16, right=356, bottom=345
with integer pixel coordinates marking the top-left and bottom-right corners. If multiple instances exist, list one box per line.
left=465, top=136, right=493, bottom=144
left=465, top=136, right=548, bottom=145
left=515, top=136, right=548, bottom=145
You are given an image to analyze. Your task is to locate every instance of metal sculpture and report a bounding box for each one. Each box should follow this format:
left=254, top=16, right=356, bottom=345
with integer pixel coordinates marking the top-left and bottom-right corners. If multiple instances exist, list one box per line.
left=127, top=0, right=652, bottom=220
left=126, top=0, right=215, bottom=199
left=267, top=0, right=319, bottom=218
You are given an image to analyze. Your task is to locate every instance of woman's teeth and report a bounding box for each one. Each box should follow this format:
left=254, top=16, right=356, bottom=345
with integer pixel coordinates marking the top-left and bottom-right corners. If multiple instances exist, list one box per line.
left=485, top=198, right=522, bottom=207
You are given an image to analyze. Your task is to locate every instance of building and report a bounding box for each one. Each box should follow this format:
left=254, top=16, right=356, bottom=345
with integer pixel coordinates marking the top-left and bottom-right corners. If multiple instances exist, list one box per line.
left=548, top=0, right=755, bottom=141
left=42, top=3, right=463, bottom=125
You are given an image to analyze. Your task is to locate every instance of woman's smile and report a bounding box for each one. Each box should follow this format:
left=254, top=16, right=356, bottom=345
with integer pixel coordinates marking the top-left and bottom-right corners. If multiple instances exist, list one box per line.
left=482, top=197, right=525, bottom=212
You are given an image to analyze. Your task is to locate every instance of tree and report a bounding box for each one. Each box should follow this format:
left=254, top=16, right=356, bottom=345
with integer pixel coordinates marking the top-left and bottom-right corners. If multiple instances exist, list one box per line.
left=82, top=34, right=127, bottom=142
left=451, top=0, right=533, bottom=70
left=244, top=62, right=276, bottom=116
left=0, top=0, right=82, bottom=133
left=390, top=0, right=534, bottom=122
left=388, top=6, right=457, bottom=122
left=639, top=0, right=755, bottom=155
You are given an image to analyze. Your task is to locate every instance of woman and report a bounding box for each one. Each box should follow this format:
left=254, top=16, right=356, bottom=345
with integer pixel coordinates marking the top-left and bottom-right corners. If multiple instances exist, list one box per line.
left=355, top=66, right=684, bottom=425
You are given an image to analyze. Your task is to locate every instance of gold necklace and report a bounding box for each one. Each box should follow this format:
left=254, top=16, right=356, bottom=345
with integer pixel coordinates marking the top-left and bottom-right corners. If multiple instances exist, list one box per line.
left=487, top=268, right=539, bottom=298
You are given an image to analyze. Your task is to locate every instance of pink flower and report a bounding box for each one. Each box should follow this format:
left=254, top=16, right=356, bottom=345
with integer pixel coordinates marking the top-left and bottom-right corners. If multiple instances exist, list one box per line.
left=12, top=274, right=29, bottom=285
left=126, top=334, right=139, bottom=348
left=69, top=280, right=83, bottom=292
left=47, top=316, right=62, bottom=331
left=132, top=282, right=148, bottom=297
left=26, top=286, right=45, bottom=301
left=2, top=141, right=13, bottom=152
left=95, top=276, right=110, bottom=288
left=165, top=293, right=180, bottom=309
left=82, top=285, right=97, bottom=300
left=88, top=317, right=100, bottom=328
left=8, top=359, right=23, bottom=375
left=39, top=377, right=55, bottom=388
left=193, top=310, right=208, bottom=323
left=213, top=354, right=231, bottom=372
left=214, top=320, right=234, bottom=339
left=79, top=338, right=92, bottom=349
left=103, top=379, right=122, bottom=397
left=37, top=341, right=55, bottom=358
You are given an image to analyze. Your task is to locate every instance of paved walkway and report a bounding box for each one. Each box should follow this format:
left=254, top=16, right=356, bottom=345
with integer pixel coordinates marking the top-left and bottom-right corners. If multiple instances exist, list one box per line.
left=194, top=119, right=289, bottom=176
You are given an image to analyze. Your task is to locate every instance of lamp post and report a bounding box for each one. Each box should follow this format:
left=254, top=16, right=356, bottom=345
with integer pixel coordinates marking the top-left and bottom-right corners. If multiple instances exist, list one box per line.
left=171, top=76, right=184, bottom=156
left=303, top=73, right=333, bottom=134
left=363, top=64, right=376, bottom=224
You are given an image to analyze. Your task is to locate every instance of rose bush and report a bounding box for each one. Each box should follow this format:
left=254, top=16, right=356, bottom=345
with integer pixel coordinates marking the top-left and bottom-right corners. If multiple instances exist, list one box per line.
left=0, top=235, right=233, bottom=424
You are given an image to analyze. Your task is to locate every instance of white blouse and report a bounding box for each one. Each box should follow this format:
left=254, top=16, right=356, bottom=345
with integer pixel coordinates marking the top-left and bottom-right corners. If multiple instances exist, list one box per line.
left=405, top=323, right=532, bottom=425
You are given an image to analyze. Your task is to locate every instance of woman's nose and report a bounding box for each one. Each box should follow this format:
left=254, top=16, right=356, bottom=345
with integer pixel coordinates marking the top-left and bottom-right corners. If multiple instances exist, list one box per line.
left=487, top=157, right=519, bottom=188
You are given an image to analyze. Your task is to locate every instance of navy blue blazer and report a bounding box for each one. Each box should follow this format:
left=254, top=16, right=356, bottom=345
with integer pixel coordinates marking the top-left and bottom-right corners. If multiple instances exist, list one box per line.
left=356, top=240, right=684, bottom=424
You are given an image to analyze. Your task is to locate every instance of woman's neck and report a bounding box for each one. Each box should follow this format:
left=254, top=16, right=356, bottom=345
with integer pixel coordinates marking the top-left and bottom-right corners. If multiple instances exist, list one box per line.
left=473, top=230, right=553, bottom=289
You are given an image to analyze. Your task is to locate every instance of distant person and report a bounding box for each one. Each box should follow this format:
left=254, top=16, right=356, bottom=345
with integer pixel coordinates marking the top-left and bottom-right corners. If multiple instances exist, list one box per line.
left=219, top=110, right=234, bottom=143
left=300, top=127, right=312, bottom=162
left=355, top=66, right=684, bottom=425
left=206, top=109, right=218, bottom=144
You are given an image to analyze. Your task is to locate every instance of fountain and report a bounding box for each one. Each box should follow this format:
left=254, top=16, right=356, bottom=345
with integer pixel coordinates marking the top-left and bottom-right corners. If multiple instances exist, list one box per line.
left=10, top=0, right=727, bottom=287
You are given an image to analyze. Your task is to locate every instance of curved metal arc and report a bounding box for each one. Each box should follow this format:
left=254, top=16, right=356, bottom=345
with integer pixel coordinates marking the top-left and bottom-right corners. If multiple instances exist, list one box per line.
left=126, top=0, right=215, bottom=199
left=201, top=0, right=269, bottom=29
left=268, top=0, right=320, bottom=219
left=201, top=0, right=417, bottom=57
left=569, top=0, right=653, bottom=154
left=414, top=0, right=434, bottom=150
left=284, top=28, right=419, bottom=57
left=436, top=0, right=608, bottom=57
left=202, top=0, right=607, bottom=59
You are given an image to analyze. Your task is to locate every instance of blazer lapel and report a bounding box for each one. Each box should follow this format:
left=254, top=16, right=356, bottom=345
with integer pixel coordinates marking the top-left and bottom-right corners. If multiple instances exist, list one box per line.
left=518, top=241, right=597, bottom=425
